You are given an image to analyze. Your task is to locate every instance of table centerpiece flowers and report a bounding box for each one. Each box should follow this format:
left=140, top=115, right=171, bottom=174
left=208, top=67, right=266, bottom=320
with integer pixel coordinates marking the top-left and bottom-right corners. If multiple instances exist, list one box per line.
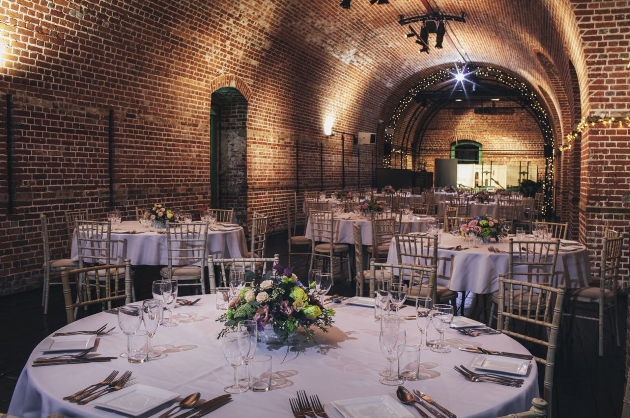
left=217, top=264, right=335, bottom=343
left=460, top=214, right=503, bottom=242
left=472, top=190, right=491, bottom=203
left=444, top=185, right=457, bottom=193
left=359, top=197, right=384, bottom=214
left=335, top=190, right=353, bottom=201
left=144, top=203, right=175, bottom=227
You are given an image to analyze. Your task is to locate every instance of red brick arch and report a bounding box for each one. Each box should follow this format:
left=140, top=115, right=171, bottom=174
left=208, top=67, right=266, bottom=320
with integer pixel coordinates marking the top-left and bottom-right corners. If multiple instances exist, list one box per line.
left=208, top=75, right=252, bottom=103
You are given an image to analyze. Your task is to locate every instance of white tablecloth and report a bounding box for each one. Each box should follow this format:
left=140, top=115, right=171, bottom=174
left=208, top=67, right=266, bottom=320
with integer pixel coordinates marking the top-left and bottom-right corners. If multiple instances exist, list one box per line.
left=305, top=214, right=435, bottom=246
left=71, top=221, right=249, bottom=265
left=9, top=295, right=539, bottom=418
left=387, top=234, right=592, bottom=294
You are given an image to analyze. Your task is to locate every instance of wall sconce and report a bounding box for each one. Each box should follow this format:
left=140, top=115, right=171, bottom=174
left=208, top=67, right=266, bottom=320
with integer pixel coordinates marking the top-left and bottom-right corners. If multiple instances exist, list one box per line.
left=324, top=116, right=335, bottom=136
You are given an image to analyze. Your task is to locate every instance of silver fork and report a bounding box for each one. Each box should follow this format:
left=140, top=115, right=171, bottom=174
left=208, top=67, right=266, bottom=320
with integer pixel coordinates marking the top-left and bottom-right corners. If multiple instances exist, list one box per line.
left=290, top=398, right=307, bottom=418
left=454, top=366, right=521, bottom=387
left=41, top=347, right=92, bottom=361
left=74, top=371, right=133, bottom=404
left=63, top=370, right=118, bottom=400
left=459, top=365, right=524, bottom=385
left=309, top=394, right=330, bottom=418
left=297, top=390, right=316, bottom=417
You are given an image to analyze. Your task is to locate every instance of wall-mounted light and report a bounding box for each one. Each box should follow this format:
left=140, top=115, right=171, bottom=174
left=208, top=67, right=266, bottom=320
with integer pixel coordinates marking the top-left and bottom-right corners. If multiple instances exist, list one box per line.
left=324, top=116, right=335, bottom=136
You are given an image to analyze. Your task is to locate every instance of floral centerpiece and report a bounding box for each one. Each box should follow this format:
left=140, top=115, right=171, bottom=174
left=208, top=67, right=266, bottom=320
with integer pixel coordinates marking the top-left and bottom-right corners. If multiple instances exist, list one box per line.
left=460, top=214, right=502, bottom=242
left=444, top=185, right=457, bottom=193
left=382, top=185, right=396, bottom=195
left=472, top=190, right=491, bottom=203
left=217, top=264, right=335, bottom=342
left=144, top=203, right=175, bottom=225
left=360, top=198, right=384, bottom=213
left=335, top=190, right=353, bottom=200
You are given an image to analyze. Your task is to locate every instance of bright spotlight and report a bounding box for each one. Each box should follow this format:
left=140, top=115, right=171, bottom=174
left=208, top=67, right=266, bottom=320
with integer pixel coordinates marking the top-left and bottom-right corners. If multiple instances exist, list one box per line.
left=455, top=73, right=465, bottom=82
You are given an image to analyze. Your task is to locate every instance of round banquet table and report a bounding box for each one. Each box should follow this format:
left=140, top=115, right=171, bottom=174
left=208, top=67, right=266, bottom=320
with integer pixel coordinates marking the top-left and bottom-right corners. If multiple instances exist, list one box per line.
left=10, top=295, right=539, bottom=418
left=387, top=233, right=592, bottom=294
left=305, top=213, right=436, bottom=246
left=71, top=221, right=249, bottom=265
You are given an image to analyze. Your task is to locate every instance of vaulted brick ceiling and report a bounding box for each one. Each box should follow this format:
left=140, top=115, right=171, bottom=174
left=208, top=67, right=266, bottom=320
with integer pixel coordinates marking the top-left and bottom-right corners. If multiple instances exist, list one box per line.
left=275, top=0, right=583, bottom=140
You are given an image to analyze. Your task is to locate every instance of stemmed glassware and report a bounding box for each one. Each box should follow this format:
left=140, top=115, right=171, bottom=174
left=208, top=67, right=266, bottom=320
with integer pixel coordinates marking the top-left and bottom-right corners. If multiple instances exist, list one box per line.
left=415, top=297, right=433, bottom=347
left=431, top=304, right=454, bottom=353
left=142, top=299, right=162, bottom=359
left=230, top=270, right=245, bottom=298
left=308, top=269, right=321, bottom=296
left=118, top=305, right=143, bottom=358
left=388, top=283, right=407, bottom=316
left=161, top=279, right=178, bottom=327
left=374, top=280, right=391, bottom=320
left=502, top=221, right=512, bottom=237
left=379, top=327, right=406, bottom=386
left=237, top=320, right=258, bottom=384
left=222, top=331, right=249, bottom=394
left=316, top=273, right=333, bottom=303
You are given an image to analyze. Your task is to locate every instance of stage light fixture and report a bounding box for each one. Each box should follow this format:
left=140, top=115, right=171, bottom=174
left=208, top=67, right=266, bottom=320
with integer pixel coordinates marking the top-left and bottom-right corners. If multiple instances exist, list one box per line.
left=398, top=12, right=466, bottom=54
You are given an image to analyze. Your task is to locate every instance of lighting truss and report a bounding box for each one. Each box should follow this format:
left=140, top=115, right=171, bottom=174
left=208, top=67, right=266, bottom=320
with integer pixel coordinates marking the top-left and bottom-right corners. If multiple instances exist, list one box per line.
left=398, top=12, right=466, bottom=54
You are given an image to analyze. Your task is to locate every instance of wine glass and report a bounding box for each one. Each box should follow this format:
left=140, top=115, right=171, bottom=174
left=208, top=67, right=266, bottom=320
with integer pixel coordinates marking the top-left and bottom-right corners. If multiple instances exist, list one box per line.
left=415, top=297, right=433, bottom=347
left=142, top=299, right=162, bottom=359
left=230, top=270, right=245, bottom=297
left=379, top=328, right=406, bottom=386
left=237, top=320, right=258, bottom=383
left=431, top=304, right=454, bottom=353
left=161, top=279, right=178, bottom=327
left=118, top=305, right=142, bottom=357
left=375, top=280, right=391, bottom=320
left=308, top=269, right=321, bottom=296
left=503, top=221, right=512, bottom=236
left=388, top=283, right=407, bottom=316
left=317, top=273, right=333, bottom=303
left=222, top=331, right=248, bottom=393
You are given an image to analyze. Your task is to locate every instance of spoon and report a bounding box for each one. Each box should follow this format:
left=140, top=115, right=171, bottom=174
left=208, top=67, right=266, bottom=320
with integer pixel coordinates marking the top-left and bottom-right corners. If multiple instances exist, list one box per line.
left=395, top=386, right=430, bottom=418
left=157, top=392, right=200, bottom=418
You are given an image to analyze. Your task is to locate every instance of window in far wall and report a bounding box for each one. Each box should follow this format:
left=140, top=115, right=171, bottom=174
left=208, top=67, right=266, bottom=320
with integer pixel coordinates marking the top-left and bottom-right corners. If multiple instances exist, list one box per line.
left=450, top=141, right=482, bottom=164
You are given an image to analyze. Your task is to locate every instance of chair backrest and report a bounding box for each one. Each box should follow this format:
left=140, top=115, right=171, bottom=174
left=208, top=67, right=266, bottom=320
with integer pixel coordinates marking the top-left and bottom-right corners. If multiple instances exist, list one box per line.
left=209, top=208, right=234, bottom=223
left=353, top=222, right=365, bottom=286
left=497, top=200, right=519, bottom=222
left=304, top=190, right=320, bottom=201
left=369, top=260, right=436, bottom=300
left=395, top=233, right=438, bottom=268
left=443, top=206, right=459, bottom=232
left=604, top=228, right=622, bottom=239
left=75, top=220, right=117, bottom=267
left=65, top=209, right=89, bottom=244
left=508, top=238, right=560, bottom=286
left=309, top=210, right=337, bottom=244
left=41, top=213, right=53, bottom=267
left=164, top=221, right=209, bottom=277
left=249, top=212, right=269, bottom=258
left=497, top=274, right=565, bottom=417
left=533, top=221, right=568, bottom=240
left=599, top=234, right=623, bottom=294
left=208, top=254, right=279, bottom=291
left=371, top=217, right=397, bottom=257
left=60, top=260, right=133, bottom=323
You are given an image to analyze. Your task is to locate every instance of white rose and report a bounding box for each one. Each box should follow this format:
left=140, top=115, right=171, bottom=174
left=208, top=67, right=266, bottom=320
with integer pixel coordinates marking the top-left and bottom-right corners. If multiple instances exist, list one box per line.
left=244, top=290, right=255, bottom=302
left=256, top=292, right=269, bottom=303
left=260, top=280, right=274, bottom=290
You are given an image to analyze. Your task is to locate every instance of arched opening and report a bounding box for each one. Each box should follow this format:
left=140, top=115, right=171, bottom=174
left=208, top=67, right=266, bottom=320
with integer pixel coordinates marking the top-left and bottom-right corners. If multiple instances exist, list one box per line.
left=210, top=87, right=248, bottom=226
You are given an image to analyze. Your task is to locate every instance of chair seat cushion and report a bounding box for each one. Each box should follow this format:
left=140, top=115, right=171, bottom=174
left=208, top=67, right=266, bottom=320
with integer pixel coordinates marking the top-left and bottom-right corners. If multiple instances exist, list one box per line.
left=290, top=236, right=311, bottom=245
left=314, top=243, right=349, bottom=253
left=47, top=258, right=78, bottom=269
left=160, top=266, right=202, bottom=278
left=366, top=245, right=390, bottom=255
left=409, top=284, right=458, bottom=301
left=569, top=286, right=614, bottom=303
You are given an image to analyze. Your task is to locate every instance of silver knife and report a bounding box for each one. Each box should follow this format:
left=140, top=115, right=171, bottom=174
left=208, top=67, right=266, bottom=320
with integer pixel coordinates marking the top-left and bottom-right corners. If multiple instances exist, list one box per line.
left=32, top=358, right=116, bottom=366
left=414, top=390, right=457, bottom=418
left=458, top=347, right=533, bottom=360
left=412, top=393, right=446, bottom=418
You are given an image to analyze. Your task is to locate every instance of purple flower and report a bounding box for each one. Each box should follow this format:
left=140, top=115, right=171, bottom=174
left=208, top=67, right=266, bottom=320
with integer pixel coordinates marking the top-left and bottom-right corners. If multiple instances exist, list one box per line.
left=279, top=300, right=293, bottom=316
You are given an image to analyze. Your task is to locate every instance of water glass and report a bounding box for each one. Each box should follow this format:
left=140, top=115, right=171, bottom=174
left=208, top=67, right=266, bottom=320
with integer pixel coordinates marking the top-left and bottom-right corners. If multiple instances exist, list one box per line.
left=249, top=355, right=272, bottom=392
left=127, top=330, right=149, bottom=363
left=317, top=273, right=333, bottom=303
left=399, top=345, right=421, bottom=381
left=230, top=270, right=245, bottom=296
left=308, top=269, right=322, bottom=296
left=237, top=320, right=258, bottom=378
left=142, top=299, right=162, bottom=358
left=161, top=280, right=178, bottom=327
left=379, top=328, right=406, bottom=386
left=222, top=331, right=248, bottom=394
left=430, top=304, right=454, bottom=353
left=415, top=297, right=433, bottom=347
left=388, top=283, right=407, bottom=315
left=516, top=227, right=525, bottom=239
left=118, top=305, right=142, bottom=357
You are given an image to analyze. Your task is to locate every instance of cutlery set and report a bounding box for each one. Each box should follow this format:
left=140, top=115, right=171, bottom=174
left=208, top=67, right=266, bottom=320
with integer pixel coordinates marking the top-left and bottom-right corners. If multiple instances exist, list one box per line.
left=396, top=386, right=457, bottom=418
left=458, top=346, right=533, bottom=360
left=53, top=323, right=115, bottom=337
left=457, top=327, right=501, bottom=337
left=290, top=390, right=329, bottom=418
left=454, top=365, right=524, bottom=387
left=177, top=298, right=201, bottom=306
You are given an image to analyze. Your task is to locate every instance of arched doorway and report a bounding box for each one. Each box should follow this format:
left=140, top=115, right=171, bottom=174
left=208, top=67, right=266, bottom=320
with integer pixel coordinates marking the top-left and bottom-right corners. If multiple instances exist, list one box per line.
left=210, top=87, right=248, bottom=226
